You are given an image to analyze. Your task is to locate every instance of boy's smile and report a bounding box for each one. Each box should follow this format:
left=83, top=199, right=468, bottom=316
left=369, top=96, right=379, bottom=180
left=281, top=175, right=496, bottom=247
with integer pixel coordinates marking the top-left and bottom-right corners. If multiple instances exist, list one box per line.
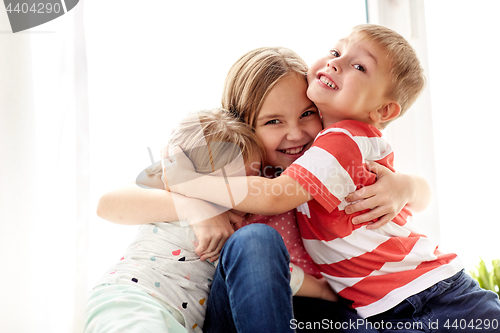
left=307, top=36, right=394, bottom=128
left=318, top=74, right=338, bottom=90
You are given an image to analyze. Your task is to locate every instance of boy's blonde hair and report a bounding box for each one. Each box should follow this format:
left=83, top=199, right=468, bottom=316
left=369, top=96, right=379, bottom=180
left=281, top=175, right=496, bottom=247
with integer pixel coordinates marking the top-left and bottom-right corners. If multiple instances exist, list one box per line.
left=351, top=24, right=425, bottom=127
left=222, top=47, right=309, bottom=129
left=147, top=108, right=265, bottom=176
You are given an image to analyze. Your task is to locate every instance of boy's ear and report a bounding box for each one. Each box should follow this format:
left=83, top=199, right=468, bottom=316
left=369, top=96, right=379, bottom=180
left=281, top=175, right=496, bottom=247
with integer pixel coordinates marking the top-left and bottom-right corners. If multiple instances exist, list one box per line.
left=370, top=101, right=401, bottom=125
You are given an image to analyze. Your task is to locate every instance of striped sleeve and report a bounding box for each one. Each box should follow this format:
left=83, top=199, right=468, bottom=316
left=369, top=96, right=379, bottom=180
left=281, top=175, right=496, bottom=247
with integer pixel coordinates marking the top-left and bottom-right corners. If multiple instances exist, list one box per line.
left=284, top=130, right=362, bottom=212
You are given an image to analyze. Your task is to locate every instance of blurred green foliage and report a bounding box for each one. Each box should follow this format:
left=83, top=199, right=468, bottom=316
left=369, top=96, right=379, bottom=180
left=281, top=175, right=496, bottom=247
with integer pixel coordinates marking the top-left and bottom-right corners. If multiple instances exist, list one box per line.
left=470, top=258, right=500, bottom=297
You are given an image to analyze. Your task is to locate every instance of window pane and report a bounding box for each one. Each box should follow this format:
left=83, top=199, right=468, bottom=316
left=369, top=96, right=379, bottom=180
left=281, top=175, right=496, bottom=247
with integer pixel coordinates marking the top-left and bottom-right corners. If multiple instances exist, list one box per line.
left=425, top=1, right=500, bottom=269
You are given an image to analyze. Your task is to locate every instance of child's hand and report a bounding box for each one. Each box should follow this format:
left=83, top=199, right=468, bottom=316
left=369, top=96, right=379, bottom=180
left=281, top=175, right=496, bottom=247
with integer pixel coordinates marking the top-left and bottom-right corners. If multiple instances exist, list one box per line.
left=345, top=161, right=411, bottom=229
left=295, top=273, right=338, bottom=302
left=318, top=277, right=339, bottom=302
left=192, top=210, right=242, bottom=262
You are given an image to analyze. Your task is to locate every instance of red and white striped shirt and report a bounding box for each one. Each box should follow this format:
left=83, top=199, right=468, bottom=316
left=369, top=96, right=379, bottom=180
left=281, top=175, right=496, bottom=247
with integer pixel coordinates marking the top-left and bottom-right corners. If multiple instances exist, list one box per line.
left=283, top=120, right=462, bottom=318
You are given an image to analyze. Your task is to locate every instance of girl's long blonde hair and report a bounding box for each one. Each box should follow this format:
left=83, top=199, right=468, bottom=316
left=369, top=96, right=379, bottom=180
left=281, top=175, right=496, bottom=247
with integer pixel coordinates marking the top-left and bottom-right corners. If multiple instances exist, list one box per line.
left=221, top=47, right=309, bottom=129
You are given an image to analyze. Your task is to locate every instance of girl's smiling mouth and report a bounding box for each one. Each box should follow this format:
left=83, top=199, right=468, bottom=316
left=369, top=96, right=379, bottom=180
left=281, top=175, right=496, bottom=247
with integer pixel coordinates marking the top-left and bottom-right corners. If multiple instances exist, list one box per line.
left=278, top=144, right=307, bottom=156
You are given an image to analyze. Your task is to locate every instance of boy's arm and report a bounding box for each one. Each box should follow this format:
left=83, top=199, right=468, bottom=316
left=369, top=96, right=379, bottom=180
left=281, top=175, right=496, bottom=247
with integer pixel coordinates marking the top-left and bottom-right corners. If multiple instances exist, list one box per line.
left=163, top=147, right=312, bottom=215
left=344, top=161, right=431, bottom=228
left=238, top=174, right=312, bottom=214
left=166, top=169, right=312, bottom=215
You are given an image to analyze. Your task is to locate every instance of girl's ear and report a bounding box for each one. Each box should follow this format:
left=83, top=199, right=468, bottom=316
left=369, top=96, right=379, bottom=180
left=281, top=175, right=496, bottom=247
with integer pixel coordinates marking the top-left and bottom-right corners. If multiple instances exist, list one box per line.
left=370, top=101, right=401, bottom=125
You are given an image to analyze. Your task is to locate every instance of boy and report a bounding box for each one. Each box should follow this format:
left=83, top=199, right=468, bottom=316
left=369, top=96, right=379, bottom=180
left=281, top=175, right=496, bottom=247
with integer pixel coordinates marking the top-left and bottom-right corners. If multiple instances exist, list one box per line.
left=165, top=25, right=500, bottom=329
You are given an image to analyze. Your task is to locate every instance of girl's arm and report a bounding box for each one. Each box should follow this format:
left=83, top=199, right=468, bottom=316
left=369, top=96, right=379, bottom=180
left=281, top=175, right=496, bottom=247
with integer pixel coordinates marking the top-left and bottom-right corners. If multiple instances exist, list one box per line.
left=96, top=183, right=181, bottom=225
left=97, top=167, right=240, bottom=260
left=295, top=274, right=338, bottom=302
left=344, top=161, right=431, bottom=229
left=97, top=164, right=225, bottom=224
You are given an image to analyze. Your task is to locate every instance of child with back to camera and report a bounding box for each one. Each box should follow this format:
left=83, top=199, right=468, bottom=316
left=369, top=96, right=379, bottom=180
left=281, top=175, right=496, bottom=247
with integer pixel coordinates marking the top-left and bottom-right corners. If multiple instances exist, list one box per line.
left=84, top=108, right=337, bottom=333
left=164, top=25, right=500, bottom=330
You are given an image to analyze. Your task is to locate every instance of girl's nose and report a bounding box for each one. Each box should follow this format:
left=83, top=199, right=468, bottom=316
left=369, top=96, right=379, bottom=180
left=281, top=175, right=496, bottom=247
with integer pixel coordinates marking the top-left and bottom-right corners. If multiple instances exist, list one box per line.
left=286, top=125, right=305, bottom=141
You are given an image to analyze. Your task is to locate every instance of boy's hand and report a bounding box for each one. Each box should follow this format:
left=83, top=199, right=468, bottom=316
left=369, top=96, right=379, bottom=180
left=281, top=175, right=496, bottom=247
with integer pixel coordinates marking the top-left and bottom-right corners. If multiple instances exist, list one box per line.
left=345, top=161, right=409, bottom=229
left=192, top=210, right=242, bottom=262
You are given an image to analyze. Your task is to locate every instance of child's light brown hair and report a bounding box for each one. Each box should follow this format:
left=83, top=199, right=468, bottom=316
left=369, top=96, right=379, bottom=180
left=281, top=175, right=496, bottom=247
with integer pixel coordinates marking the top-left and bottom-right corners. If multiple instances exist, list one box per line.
left=221, top=47, right=309, bottom=129
left=147, top=108, right=265, bottom=176
left=351, top=24, right=426, bottom=127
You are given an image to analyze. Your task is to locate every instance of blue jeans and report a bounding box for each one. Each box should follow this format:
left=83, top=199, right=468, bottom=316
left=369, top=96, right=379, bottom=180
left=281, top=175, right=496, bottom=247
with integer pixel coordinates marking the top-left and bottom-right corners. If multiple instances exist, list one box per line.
left=367, top=269, right=500, bottom=332
left=203, top=224, right=379, bottom=333
left=203, top=224, right=293, bottom=333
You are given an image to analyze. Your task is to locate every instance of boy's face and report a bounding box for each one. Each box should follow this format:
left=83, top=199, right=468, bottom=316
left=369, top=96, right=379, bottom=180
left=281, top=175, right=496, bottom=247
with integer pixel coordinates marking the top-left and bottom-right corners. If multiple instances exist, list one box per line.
left=307, top=35, right=393, bottom=127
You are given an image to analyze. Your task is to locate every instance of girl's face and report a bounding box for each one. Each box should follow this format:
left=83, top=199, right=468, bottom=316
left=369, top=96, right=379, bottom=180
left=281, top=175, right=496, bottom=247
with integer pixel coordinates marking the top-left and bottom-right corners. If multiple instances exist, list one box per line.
left=245, top=150, right=262, bottom=177
left=254, top=74, right=323, bottom=170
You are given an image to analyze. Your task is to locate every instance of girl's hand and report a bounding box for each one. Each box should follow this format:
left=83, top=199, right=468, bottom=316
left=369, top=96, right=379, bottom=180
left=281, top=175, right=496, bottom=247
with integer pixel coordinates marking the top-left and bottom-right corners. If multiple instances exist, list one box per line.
left=318, top=277, right=339, bottom=302
left=295, top=273, right=338, bottom=302
left=193, top=210, right=242, bottom=262
left=344, top=161, right=414, bottom=229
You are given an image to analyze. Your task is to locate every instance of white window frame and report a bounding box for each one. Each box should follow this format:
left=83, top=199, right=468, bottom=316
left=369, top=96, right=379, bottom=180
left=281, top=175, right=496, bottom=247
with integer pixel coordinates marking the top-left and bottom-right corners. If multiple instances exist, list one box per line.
left=366, top=0, right=441, bottom=241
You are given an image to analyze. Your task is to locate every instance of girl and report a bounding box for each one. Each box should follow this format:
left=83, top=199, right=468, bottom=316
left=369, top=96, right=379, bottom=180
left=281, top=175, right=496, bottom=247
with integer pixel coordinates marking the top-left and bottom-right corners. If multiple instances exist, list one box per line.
left=85, top=109, right=269, bottom=333
left=96, top=47, right=431, bottom=332
left=87, top=108, right=336, bottom=333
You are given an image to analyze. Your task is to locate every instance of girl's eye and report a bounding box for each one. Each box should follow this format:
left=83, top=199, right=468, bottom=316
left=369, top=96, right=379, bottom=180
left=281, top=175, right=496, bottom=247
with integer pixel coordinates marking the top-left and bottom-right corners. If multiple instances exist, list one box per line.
left=354, top=64, right=365, bottom=72
left=265, top=119, right=280, bottom=125
left=301, top=110, right=315, bottom=118
left=330, top=49, right=340, bottom=57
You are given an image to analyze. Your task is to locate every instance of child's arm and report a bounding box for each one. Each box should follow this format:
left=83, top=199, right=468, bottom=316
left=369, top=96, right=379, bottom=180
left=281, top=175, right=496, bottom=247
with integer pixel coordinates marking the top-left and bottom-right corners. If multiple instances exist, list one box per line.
left=96, top=183, right=181, bottom=225
left=97, top=163, right=230, bottom=224
left=97, top=165, right=241, bottom=260
left=344, top=161, right=431, bottom=229
left=295, top=274, right=338, bottom=302
left=97, top=184, right=240, bottom=260
left=163, top=147, right=311, bottom=215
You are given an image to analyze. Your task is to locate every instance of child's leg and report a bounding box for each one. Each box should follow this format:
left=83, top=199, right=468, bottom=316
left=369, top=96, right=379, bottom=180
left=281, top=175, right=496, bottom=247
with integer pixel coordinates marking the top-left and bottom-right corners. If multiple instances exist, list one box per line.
left=367, top=269, right=500, bottom=332
left=203, top=224, right=294, bottom=333
left=84, top=284, right=187, bottom=333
